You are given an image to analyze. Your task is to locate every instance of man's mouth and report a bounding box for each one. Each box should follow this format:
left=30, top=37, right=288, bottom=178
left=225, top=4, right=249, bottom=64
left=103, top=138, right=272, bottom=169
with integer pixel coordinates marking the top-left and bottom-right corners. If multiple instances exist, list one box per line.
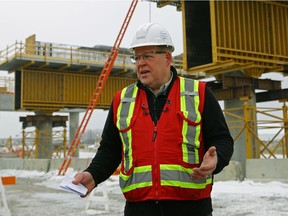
left=140, top=70, right=149, bottom=75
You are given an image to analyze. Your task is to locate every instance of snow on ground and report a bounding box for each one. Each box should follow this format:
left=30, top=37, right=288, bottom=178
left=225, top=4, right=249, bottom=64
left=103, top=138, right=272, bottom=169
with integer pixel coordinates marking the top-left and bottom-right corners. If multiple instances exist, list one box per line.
left=1, top=169, right=288, bottom=216
left=212, top=180, right=288, bottom=216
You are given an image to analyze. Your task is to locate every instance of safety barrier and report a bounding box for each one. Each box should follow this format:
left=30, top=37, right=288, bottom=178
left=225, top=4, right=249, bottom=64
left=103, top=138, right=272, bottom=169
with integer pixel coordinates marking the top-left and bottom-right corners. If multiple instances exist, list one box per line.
left=0, top=176, right=15, bottom=216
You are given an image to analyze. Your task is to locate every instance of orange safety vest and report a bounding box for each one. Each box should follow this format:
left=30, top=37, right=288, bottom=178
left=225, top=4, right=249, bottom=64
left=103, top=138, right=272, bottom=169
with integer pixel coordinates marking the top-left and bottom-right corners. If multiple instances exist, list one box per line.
left=113, top=76, right=212, bottom=202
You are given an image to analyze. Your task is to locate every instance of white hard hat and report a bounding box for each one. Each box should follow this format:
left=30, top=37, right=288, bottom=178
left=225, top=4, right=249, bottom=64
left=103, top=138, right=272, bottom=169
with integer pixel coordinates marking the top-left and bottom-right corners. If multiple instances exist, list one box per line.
left=130, top=22, right=175, bottom=52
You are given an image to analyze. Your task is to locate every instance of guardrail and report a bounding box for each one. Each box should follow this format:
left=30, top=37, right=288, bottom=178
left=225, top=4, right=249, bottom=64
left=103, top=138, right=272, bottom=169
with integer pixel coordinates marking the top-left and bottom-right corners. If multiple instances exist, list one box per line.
left=0, top=41, right=184, bottom=73
left=0, top=76, right=14, bottom=93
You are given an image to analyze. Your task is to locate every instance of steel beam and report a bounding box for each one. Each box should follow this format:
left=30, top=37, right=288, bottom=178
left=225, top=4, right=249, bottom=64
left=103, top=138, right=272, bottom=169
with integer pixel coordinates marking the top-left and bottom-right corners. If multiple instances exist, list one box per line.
left=213, top=86, right=253, bottom=101
left=222, top=76, right=281, bottom=90
left=256, top=89, right=288, bottom=102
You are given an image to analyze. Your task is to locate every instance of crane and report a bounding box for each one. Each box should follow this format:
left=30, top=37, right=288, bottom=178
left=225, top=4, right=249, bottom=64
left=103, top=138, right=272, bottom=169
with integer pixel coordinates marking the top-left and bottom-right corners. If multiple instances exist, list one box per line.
left=58, top=0, right=138, bottom=175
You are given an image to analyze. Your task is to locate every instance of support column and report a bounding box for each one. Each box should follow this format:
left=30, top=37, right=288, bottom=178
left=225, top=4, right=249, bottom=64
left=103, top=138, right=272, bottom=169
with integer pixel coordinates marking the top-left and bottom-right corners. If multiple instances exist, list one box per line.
left=37, top=117, right=53, bottom=159
left=20, top=114, right=67, bottom=159
left=224, top=94, right=257, bottom=178
left=69, top=112, right=79, bottom=157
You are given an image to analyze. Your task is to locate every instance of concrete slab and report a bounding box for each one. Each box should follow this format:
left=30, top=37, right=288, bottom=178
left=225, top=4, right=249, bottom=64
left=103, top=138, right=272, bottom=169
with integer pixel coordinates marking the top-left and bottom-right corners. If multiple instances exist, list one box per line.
left=246, top=159, right=288, bottom=180
left=23, top=159, right=50, bottom=172
left=0, top=159, right=23, bottom=170
left=50, top=158, right=64, bottom=171
left=214, top=160, right=243, bottom=181
left=74, top=158, right=92, bottom=171
left=0, top=94, right=14, bottom=111
left=49, top=158, right=92, bottom=173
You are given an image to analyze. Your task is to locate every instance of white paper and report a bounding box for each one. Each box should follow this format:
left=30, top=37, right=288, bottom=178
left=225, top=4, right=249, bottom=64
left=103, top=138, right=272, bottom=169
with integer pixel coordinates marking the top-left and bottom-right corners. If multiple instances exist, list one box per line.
left=59, top=175, right=88, bottom=196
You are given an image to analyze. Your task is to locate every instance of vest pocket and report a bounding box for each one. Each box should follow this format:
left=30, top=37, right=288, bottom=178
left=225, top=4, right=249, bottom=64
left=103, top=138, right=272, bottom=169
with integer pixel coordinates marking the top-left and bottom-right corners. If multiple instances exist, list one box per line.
left=119, top=165, right=153, bottom=198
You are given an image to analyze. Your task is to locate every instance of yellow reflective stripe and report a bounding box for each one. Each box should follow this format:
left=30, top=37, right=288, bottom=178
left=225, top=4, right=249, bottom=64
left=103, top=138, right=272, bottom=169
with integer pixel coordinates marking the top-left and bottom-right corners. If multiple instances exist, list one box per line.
left=120, top=165, right=152, bottom=193
left=179, top=77, right=201, bottom=164
left=179, top=77, right=187, bottom=118
left=126, top=85, right=138, bottom=128
left=116, top=84, right=138, bottom=130
left=120, top=165, right=152, bottom=181
left=182, top=121, right=189, bottom=163
left=193, top=81, right=201, bottom=149
left=125, top=130, right=133, bottom=171
left=123, top=86, right=137, bottom=171
left=160, top=164, right=192, bottom=173
left=135, top=165, right=152, bottom=173
left=117, top=84, right=138, bottom=172
left=116, top=88, right=126, bottom=129
left=160, top=164, right=212, bottom=189
left=161, top=178, right=212, bottom=189
left=193, top=80, right=200, bottom=123
left=121, top=182, right=153, bottom=193
left=193, top=81, right=201, bottom=151
left=180, top=77, right=189, bottom=163
left=194, top=148, right=199, bottom=164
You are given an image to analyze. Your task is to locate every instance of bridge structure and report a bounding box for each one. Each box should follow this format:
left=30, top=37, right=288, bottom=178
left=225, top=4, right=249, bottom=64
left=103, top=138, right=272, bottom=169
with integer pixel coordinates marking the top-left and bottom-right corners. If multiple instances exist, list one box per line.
left=0, top=0, right=288, bottom=177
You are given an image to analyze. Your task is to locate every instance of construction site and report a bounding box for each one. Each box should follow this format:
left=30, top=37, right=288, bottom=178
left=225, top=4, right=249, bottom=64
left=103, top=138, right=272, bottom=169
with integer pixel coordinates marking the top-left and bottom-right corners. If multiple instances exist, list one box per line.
left=0, top=0, right=288, bottom=215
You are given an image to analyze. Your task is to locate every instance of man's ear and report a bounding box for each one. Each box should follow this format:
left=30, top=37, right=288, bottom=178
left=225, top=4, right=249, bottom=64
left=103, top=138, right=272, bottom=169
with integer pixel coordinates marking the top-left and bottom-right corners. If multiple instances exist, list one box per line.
left=166, top=52, right=173, bottom=65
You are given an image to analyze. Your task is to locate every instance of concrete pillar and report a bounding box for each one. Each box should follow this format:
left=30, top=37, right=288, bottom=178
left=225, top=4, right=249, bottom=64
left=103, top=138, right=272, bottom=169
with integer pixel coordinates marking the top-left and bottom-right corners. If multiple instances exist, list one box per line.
left=20, top=113, right=67, bottom=159
left=224, top=93, right=257, bottom=178
left=35, top=113, right=53, bottom=159
left=69, top=112, right=79, bottom=157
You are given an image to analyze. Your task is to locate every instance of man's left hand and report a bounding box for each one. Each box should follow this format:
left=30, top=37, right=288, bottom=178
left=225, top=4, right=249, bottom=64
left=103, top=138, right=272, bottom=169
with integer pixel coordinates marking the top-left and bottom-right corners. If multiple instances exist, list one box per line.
left=190, top=146, right=217, bottom=180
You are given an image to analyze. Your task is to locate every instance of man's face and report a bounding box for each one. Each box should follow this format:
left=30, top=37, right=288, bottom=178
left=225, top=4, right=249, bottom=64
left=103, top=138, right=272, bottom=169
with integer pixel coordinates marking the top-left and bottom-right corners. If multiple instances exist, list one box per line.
left=133, top=46, right=171, bottom=91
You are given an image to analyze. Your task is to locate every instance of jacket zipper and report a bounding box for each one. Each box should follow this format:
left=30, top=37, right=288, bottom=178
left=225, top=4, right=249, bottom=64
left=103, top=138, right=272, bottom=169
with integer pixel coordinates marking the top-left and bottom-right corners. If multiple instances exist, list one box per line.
left=152, top=96, right=159, bottom=200
left=153, top=125, right=158, bottom=200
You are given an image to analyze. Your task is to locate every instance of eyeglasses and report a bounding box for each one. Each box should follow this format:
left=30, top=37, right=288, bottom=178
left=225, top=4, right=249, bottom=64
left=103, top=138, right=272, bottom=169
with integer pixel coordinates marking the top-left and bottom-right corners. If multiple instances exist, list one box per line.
left=130, top=51, right=166, bottom=64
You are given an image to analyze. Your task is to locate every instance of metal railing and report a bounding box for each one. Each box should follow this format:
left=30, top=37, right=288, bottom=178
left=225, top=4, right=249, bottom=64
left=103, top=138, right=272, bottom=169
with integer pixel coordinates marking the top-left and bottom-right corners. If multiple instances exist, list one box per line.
left=0, top=76, right=14, bottom=93
left=0, top=41, right=184, bottom=74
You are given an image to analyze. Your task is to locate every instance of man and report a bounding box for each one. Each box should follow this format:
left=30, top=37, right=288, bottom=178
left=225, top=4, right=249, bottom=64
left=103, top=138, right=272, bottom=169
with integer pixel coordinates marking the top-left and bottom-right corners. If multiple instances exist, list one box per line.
left=73, top=22, right=234, bottom=216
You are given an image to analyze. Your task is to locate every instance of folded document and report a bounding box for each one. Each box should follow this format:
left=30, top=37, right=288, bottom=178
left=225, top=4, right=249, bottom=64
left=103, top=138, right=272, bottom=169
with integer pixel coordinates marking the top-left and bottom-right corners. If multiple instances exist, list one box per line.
left=59, top=175, right=88, bottom=196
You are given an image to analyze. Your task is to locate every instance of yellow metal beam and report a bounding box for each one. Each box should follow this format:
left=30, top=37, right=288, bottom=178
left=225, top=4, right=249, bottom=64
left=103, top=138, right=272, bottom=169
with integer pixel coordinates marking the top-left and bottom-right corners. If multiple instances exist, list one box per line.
left=18, top=69, right=137, bottom=112
left=11, top=60, right=35, bottom=72
left=264, top=66, right=284, bottom=73
left=58, top=64, right=71, bottom=71
left=77, top=66, right=90, bottom=73
left=186, top=60, right=235, bottom=74
left=116, top=69, right=133, bottom=76
left=38, top=62, right=49, bottom=69
left=205, top=62, right=255, bottom=77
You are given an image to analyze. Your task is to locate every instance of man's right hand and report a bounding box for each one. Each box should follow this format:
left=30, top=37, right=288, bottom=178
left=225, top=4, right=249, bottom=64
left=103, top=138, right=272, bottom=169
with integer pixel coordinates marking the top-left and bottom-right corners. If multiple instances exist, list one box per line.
left=72, top=171, right=96, bottom=197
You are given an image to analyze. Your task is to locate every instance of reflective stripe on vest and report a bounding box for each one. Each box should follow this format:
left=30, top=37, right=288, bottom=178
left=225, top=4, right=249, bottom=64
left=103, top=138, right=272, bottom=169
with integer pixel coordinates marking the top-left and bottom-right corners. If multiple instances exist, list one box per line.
left=116, top=83, right=138, bottom=173
left=160, top=164, right=212, bottom=188
left=120, top=165, right=152, bottom=193
left=179, top=77, right=201, bottom=164
left=120, top=164, right=212, bottom=192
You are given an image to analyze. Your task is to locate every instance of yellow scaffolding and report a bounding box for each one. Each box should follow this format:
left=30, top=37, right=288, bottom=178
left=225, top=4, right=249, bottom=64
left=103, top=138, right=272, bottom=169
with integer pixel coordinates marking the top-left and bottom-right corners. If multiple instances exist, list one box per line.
left=182, top=0, right=288, bottom=76
left=224, top=103, right=288, bottom=159
left=21, top=129, right=67, bottom=159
